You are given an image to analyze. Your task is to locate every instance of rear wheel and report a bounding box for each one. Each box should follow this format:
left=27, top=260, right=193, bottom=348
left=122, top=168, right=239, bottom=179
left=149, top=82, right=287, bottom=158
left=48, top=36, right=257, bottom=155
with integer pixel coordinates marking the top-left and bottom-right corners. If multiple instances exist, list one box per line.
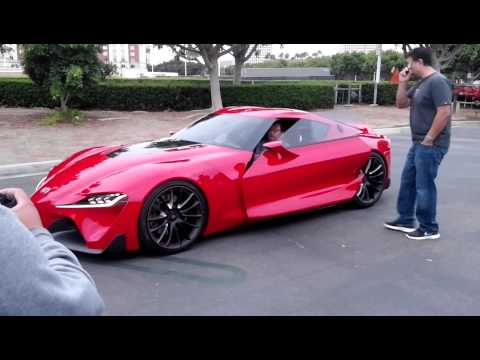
left=352, top=152, right=387, bottom=208
left=139, top=181, right=208, bottom=254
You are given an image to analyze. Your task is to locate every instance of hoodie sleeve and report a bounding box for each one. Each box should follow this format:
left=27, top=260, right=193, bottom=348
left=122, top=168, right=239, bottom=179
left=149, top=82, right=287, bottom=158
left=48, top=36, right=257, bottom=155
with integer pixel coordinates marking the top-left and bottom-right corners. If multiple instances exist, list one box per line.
left=0, top=205, right=105, bottom=316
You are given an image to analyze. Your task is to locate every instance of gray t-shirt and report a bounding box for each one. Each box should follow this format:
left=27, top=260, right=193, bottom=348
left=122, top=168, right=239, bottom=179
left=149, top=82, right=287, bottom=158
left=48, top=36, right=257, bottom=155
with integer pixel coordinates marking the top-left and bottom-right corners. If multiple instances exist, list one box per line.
left=407, top=72, right=453, bottom=149
left=0, top=205, right=105, bottom=315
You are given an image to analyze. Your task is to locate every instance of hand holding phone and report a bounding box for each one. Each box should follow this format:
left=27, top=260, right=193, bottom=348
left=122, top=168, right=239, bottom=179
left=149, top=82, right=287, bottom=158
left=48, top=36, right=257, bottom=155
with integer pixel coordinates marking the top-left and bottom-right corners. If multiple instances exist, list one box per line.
left=0, top=188, right=44, bottom=230
left=399, top=66, right=412, bottom=82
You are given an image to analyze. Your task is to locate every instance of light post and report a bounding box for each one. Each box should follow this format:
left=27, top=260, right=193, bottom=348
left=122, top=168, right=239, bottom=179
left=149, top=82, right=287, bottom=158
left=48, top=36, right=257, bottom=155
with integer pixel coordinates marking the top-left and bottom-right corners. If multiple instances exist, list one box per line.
left=145, top=46, right=149, bottom=72
left=150, top=45, right=154, bottom=73
left=371, top=44, right=382, bottom=106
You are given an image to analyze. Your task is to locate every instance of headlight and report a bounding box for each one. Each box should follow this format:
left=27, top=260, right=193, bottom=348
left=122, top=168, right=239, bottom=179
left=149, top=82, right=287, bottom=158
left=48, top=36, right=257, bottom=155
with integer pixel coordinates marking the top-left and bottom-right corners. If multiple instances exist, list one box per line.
left=56, top=193, right=128, bottom=209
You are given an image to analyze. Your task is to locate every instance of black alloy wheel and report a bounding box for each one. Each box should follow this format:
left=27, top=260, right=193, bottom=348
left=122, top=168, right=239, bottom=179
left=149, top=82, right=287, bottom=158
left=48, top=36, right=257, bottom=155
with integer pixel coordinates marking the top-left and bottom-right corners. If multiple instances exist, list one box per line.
left=139, top=181, right=208, bottom=254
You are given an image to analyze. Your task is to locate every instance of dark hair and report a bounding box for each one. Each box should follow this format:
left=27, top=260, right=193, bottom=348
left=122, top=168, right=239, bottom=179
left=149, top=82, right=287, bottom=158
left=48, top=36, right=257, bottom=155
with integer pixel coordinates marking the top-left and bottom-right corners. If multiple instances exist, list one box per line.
left=406, top=47, right=434, bottom=66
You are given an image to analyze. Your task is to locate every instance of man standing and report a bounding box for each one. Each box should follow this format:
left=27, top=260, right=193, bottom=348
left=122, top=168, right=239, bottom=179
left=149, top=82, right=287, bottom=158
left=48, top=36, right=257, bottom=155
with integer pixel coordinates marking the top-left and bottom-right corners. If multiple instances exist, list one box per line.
left=384, top=47, right=453, bottom=240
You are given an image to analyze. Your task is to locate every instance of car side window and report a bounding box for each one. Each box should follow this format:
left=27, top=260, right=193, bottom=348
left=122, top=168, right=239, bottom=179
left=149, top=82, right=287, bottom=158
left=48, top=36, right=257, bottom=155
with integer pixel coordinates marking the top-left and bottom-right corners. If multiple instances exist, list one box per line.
left=282, top=119, right=330, bottom=148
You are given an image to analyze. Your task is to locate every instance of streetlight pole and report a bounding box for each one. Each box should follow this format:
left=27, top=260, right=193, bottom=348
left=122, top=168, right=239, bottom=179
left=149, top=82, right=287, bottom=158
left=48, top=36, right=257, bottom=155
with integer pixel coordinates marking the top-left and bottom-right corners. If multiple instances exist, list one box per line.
left=150, top=46, right=154, bottom=73
left=371, top=44, right=382, bottom=106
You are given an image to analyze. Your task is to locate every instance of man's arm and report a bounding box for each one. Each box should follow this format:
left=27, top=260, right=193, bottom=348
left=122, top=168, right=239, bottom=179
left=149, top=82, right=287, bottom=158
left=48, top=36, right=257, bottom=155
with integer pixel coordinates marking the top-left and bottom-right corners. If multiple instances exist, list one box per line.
left=396, top=81, right=410, bottom=108
left=396, top=67, right=412, bottom=109
left=422, top=106, right=451, bottom=146
left=422, top=77, right=453, bottom=146
left=0, top=189, right=105, bottom=316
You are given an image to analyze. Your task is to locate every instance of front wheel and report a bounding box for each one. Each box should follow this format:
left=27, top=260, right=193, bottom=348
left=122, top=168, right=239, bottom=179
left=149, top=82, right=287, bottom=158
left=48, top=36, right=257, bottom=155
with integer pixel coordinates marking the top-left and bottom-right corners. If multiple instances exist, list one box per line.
left=352, top=152, right=387, bottom=208
left=139, top=181, right=208, bottom=254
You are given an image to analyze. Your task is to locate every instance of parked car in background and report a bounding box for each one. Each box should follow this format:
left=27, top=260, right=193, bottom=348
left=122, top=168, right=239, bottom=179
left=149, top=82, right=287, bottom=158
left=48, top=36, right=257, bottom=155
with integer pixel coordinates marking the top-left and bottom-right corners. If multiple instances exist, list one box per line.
left=454, top=84, right=480, bottom=102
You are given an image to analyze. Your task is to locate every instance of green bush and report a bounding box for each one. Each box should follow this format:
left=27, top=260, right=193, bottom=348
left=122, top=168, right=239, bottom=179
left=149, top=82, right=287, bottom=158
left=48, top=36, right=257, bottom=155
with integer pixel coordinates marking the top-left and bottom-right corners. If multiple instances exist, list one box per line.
left=360, top=82, right=398, bottom=105
left=0, top=78, right=57, bottom=107
left=223, top=84, right=334, bottom=109
left=0, top=78, right=335, bottom=110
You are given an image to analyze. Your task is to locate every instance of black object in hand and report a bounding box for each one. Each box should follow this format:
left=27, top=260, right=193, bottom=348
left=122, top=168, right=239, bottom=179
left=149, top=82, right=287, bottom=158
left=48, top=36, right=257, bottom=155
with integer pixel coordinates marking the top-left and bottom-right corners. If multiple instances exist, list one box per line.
left=0, top=193, right=17, bottom=208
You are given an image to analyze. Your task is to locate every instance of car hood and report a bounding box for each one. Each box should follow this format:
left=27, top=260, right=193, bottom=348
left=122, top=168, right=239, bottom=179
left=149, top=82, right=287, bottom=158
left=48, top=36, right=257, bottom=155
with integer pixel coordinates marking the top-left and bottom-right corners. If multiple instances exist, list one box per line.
left=33, top=139, right=247, bottom=203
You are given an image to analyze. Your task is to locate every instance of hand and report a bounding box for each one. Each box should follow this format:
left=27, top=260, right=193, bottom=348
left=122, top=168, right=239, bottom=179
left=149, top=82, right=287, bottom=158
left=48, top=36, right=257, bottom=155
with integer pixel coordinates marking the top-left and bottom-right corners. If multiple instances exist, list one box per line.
left=399, top=67, right=412, bottom=82
left=421, top=134, right=435, bottom=147
left=0, top=188, right=44, bottom=230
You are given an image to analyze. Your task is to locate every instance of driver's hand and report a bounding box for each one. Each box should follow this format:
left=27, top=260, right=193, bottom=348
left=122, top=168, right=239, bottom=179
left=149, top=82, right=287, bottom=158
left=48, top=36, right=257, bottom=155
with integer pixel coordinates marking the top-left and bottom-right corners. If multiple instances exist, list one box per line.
left=0, top=188, right=44, bottom=230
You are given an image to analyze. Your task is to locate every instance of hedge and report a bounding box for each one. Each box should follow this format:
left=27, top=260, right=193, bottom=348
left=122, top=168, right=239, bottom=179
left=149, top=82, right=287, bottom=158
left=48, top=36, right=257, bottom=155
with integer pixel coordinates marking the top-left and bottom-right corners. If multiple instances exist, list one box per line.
left=0, top=78, right=335, bottom=110
left=360, top=83, right=398, bottom=105
left=223, top=84, right=334, bottom=109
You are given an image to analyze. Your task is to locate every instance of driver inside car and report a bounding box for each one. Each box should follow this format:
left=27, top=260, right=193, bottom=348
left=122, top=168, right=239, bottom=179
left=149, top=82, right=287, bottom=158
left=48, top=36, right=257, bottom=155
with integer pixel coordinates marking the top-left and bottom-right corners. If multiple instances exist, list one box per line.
left=254, top=121, right=283, bottom=159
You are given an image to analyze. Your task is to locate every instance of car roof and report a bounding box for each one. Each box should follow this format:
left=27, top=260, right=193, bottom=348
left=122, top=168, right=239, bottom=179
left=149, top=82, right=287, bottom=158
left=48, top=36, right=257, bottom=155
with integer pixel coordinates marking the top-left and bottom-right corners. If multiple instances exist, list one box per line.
left=214, top=106, right=326, bottom=121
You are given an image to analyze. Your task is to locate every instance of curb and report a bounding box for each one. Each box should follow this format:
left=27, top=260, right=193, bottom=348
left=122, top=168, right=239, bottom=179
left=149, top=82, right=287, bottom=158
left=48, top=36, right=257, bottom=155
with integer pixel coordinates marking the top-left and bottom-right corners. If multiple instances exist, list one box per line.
left=0, top=160, right=61, bottom=178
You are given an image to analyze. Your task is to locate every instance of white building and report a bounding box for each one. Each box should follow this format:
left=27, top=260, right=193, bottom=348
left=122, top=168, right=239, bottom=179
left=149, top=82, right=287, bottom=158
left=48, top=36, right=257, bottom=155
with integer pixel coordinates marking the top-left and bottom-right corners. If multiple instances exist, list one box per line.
left=0, top=44, right=22, bottom=71
left=100, top=44, right=150, bottom=72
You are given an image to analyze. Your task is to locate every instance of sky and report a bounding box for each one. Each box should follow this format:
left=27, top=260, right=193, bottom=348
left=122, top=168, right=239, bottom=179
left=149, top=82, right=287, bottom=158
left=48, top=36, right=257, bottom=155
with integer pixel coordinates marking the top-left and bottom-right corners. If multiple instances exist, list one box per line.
left=149, top=44, right=400, bottom=65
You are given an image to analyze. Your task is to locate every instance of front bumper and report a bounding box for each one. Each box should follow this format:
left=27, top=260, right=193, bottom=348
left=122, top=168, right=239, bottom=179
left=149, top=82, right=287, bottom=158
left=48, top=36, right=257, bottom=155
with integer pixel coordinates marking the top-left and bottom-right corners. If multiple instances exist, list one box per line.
left=48, top=218, right=127, bottom=254
left=34, top=195, right=143, bottom=253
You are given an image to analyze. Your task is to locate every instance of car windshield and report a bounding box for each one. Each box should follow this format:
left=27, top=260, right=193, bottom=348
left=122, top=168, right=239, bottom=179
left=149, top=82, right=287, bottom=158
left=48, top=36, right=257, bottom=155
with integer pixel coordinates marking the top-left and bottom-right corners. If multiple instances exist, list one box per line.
left=171, top=114, right=275, bottom=151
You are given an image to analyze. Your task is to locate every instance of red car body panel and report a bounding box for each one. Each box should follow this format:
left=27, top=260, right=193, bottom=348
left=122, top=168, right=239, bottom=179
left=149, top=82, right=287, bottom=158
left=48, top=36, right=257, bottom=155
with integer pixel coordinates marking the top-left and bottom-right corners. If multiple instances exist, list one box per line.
left=454, top=85, right=480, bottom=101
left=31, top=107, right=391, bottom=253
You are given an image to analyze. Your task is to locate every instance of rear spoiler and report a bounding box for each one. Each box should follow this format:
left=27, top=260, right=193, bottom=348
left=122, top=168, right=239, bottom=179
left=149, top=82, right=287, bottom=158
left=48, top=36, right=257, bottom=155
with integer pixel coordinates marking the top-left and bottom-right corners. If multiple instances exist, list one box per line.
left=349, top=123, right=386, bottom=138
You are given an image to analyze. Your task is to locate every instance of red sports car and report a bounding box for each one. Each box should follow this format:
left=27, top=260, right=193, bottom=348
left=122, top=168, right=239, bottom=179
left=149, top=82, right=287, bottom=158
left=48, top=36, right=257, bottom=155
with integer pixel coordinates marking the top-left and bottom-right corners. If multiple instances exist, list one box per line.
left=32, top=106, right=391, bottom=254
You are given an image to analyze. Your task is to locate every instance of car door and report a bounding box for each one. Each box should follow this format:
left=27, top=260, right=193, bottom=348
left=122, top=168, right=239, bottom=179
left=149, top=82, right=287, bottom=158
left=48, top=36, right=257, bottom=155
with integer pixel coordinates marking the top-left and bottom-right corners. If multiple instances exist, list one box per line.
left=241, top=117, right=371, bottom=219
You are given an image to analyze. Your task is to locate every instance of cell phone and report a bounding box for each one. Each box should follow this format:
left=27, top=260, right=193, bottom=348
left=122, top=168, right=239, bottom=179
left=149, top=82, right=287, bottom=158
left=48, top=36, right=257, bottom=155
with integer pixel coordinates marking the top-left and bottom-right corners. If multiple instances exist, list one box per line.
left=0, top=193, right=17, bottom=208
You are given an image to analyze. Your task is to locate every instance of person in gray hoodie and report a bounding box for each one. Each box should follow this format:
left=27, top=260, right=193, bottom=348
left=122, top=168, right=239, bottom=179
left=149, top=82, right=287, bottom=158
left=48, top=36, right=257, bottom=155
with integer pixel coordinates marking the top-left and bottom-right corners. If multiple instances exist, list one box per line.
left=0, top=187, right=105, bottom=316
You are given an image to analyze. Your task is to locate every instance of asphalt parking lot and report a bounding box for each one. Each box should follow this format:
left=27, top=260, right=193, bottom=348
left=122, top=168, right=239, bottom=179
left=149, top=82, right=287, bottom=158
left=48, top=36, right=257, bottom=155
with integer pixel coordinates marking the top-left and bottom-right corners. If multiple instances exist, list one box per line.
left=2, top=124, right=480, bottom=315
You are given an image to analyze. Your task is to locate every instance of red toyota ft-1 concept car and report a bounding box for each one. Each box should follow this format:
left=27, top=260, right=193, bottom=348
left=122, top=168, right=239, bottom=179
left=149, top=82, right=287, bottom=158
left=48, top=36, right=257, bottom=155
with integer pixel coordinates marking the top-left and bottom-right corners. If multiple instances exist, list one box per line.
left=32, top=106, right=391, bottom=254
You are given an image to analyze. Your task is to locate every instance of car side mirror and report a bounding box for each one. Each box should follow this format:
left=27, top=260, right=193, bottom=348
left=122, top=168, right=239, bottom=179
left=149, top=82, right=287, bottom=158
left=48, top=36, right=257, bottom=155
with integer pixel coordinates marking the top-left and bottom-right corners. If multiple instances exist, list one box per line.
left=263, top=140, right=284, bottom=151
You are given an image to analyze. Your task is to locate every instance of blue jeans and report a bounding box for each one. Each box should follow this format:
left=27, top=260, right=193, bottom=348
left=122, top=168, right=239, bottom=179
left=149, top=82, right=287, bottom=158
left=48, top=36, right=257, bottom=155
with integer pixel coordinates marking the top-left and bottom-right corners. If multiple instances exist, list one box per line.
left=396, top=143, right=448, bottom=233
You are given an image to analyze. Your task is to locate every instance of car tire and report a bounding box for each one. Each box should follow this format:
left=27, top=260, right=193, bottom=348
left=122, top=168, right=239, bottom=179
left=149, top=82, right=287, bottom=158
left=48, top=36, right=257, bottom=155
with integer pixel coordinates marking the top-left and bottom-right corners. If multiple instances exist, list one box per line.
left=351, top=152, right=387, bottom=208
left=139, top=180, right=208, bottom=254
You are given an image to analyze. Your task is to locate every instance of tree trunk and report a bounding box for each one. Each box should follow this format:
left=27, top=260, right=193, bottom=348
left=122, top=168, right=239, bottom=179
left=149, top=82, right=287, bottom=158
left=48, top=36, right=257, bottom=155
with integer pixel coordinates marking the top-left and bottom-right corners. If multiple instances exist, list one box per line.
left=433, top=58, right=442, bottom=72
left=209, top=60, right=223, bottom=110
left=60, top=94, right=68, bottom=112
left=233, top=61, right=242, bottom=85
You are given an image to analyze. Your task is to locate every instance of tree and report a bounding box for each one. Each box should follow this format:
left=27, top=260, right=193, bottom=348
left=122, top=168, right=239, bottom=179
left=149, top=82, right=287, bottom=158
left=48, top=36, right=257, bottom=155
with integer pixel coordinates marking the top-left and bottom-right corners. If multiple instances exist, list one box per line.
left=357, top=50, right=405, bottom=81
left=445, top=44, right=480, bottom=81
left=380, top=50, right=405, bottom=79
left=0, top=44, right=14, bottom=59
left=329, top=50, right=404, bottom=81
left=22, top=44, right=103, bottom=112
left=400, top=44, right=464, bottom=71
left=153, top=59, right=205, bottom=75
left=304, top=55, right=331, bottom=68
left=99, top=62, right=117, bottom=80
left=228, top=44, right=261, bottom=85
left=331, top=52, right=368, bottom=80
left=164, top=44, right=231, bottom=110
